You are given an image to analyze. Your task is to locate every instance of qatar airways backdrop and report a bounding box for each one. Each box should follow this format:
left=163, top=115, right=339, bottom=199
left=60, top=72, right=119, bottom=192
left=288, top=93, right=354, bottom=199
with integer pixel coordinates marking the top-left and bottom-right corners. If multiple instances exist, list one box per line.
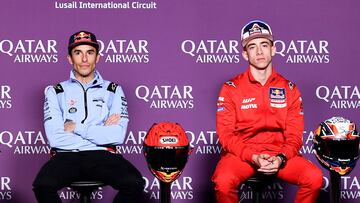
left=0, top=0, right=359, bottom=202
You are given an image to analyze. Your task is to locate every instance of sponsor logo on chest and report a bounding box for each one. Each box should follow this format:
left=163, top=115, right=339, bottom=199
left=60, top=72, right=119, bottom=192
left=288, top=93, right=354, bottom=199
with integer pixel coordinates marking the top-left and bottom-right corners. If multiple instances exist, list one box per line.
left=241, top=97, right=257, bottom=109
left=67, top=99, right=78, bottom=113
left=269, top=87, right=287, bottom=108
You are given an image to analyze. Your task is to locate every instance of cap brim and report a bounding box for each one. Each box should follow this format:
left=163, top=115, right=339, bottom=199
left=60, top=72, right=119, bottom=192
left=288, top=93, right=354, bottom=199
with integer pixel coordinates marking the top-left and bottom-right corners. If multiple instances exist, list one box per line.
left=242, top=34, right=273, bottom=47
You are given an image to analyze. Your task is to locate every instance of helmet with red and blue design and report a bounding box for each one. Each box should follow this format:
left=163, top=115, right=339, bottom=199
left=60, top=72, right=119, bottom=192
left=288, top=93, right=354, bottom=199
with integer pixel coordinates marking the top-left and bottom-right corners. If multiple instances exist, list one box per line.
left=313, top=117, right=360, bottom=175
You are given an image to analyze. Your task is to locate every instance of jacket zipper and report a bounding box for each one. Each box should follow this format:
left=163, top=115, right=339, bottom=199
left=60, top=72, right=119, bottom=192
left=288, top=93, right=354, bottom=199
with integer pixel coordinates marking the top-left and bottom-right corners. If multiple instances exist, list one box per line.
left=81, top=88, right=88, bottom=124
left=75, top=80, right=102, bottom=124
left=75, top=81, right=88, bottom=124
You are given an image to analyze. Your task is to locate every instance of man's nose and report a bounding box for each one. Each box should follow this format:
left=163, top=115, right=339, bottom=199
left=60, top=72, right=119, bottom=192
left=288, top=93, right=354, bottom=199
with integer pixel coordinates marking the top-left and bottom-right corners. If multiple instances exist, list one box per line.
left=256, top=47, right=263, bottom=55
left=82, top=54, right=88, bottom=62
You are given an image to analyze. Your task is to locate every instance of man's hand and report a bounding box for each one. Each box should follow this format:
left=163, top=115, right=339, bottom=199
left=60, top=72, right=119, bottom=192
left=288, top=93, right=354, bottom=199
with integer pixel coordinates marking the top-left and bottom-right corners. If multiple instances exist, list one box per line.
left=64, top=121, right=76, bottom=132
left=252, top=154, right=272, bottom=168
left=257, top=155, right=282, bottom=175
left=104, top=114, right=121, bottom=126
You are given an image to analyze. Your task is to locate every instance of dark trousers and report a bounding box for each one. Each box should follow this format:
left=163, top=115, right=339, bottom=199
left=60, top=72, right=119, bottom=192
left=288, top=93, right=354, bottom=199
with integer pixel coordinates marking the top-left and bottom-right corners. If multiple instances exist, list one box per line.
left=33, top=150, right=145, bottom=203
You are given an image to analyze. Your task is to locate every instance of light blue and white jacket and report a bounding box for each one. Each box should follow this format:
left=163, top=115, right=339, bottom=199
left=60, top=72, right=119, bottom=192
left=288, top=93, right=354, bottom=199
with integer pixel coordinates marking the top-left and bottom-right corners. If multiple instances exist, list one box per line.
left=44, top=70, right=129, bottom=151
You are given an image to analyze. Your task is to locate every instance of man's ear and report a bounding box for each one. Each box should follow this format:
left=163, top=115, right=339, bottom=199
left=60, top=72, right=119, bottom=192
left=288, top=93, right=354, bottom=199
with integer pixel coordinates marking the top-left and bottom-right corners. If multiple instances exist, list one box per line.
left=242, top=50, right=249, bottom=61
left=67, top=55, right=73, bottom=65
left=271, top=45, right=276, bottom=57
left=95, top=54, right=100, bottom=63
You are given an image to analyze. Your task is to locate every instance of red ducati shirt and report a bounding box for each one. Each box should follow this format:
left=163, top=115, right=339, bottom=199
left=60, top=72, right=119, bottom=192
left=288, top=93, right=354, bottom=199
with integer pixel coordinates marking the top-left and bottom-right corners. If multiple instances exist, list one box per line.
left=216, top=67, right=304, bottom=162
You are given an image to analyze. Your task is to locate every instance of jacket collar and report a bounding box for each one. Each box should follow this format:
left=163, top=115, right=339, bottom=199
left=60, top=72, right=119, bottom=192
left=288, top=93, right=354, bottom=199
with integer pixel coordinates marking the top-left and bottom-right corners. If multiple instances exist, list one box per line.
left=69, top=70, right=104, bottom=87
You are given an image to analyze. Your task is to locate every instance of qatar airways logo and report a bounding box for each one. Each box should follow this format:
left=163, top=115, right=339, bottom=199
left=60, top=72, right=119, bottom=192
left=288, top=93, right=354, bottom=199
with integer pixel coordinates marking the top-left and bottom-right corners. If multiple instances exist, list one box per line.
left=186, top=130, right=221, bottom=155
left=0, top=39, right=58, bottom=63
left=135, top=85, right=194, bottom=109
left=143, top=176, right=194, bottom=200
left=0, top=177, right=12, bottom=201
left=181, top=40, right=241, bottom=63
left=59, top=187, right=103, bottom=201
left=322, top=176, right=360, bottom=199
left=274, top=40, right=330, bottom=63
left=0, top=85, right=12, bottom=109
left=116, top=130, right=146, bottom=155
left=316, top=85, right=360, bottom=109
left=299, top=130, right=316, bottom=155
left=239, top=180, right=284, bottom=201
left=0, top=130, right=50, bottom=155
left=98, top=39, right=149, bottom=63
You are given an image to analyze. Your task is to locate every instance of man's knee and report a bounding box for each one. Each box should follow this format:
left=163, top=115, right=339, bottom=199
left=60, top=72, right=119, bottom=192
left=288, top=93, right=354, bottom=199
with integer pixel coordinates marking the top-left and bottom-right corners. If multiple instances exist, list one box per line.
left=130, top=175, right=145, bottom=192
left=212, top=175, right=239, bottom=194
left=33, top=176, right=61, bottom=191
left=115, top=173, right=145, bottom=193
left=303, top=167, right=323, bottom=190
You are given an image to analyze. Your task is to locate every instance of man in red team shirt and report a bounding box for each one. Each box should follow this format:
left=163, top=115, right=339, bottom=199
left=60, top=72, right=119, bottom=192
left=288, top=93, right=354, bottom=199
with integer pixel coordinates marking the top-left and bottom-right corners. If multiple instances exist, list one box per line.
left=212, top=20, right=323, bottom=203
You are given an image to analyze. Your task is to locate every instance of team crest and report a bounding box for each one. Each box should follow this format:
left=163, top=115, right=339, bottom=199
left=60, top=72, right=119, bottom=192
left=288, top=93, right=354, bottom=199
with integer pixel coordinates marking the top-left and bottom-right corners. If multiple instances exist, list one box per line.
left=68, top=107, right=77, bottom=113
left=269, top=87, right=287, bottom=108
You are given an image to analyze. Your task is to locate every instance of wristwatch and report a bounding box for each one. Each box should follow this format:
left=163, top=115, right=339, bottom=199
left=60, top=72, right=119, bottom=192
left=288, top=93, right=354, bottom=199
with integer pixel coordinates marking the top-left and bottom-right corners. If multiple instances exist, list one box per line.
left=276, top=153, right=287, bottom=168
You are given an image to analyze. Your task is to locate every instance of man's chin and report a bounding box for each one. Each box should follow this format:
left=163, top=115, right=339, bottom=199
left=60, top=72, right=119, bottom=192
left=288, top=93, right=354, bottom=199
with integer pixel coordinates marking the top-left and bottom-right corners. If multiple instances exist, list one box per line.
left=252, top=65, right=269, bottom=70
left=250, top=61, right=272, bottom=70
left=79, top=73, right=92, bottom=78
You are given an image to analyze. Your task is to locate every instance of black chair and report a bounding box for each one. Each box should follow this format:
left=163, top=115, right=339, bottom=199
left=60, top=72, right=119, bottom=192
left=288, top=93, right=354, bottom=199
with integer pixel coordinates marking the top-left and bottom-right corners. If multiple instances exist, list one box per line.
left=244, top=174, right=275, bottom=203
left=70, top=181, right=105, bottom=203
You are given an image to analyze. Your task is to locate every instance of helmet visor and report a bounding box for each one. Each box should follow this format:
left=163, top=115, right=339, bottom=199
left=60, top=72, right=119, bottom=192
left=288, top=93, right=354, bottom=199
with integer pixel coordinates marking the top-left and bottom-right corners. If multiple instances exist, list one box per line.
left=144, top=145, right=189, bottom=172
left=320, top=139, right=359, bottom=159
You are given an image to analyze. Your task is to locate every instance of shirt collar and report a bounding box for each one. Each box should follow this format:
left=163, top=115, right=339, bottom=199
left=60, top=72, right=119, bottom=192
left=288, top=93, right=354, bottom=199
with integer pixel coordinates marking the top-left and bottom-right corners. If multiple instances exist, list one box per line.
left=247, top=66, right=277, bottom=86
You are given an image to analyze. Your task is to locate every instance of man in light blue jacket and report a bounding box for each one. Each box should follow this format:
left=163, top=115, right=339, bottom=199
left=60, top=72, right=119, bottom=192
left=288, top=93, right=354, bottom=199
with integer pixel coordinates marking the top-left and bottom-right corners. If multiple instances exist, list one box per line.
left=33, top=30, right=144, bottom=203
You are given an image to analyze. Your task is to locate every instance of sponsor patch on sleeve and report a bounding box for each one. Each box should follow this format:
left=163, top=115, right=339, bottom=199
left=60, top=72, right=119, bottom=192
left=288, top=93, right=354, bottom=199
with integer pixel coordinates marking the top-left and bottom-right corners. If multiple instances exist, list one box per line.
left=53, top=84, right=64, bottom=94
left=217, top=97, right=225, bottom=112
left=107, top=82, right=118, bottom=93
left=288, top=81, right=294, bottom=90
left=225, top=81, right=236, bottom=88
left=217, top=106, right=225, bottom=112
